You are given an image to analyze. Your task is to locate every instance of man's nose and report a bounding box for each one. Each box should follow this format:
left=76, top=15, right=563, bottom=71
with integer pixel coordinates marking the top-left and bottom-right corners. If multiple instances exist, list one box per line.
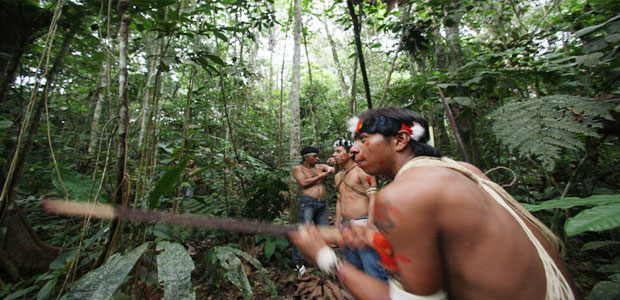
left=350, top=142, right=360, bottom=154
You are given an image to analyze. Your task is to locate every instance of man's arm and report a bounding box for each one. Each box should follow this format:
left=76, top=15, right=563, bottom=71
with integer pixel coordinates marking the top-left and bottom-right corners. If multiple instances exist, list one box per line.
left=337, top=263, right=390, bottom=300
left=289, top=225, right=390, bottom=300
left=359, top=172, right=378, bottom=227
left=292, top=166, right=330, bottom=188
left=319, top=163, right=336, bottom=174
left=376, top=177, right=444, bottom=296
left=335, top=196, right=342, bottom=229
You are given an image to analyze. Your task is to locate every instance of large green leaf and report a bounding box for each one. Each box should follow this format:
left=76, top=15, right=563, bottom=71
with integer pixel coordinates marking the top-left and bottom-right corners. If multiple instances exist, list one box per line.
left=565, top=203, right=620, bottom=236
left=156, top=241, right=195, bottom=300
left=523, top=194, right=620, bottom=212
left=36, top=279, right=56, bottom=300
left=581, top=241, right=620, bottom=251
left=226, top=247, right=277, bottom=295
left=587, top=281, right=620, bottom=300
left=215, top=246, right=252, bottom=299
left=575, top=15, right=620, bottom=38
left=148, top=160, right=188, bottom=209
left=489, top=95, right=614, bottom=171
left=52, top=167, right=108, bottom=202
left=62, top=243, right=150, bottom=300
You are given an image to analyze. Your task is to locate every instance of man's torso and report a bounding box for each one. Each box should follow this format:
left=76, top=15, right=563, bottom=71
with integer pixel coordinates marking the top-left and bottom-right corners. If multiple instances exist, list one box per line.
left=336, top=166, right=370, bottom=220
left=298, top=164, right=328, bottom=199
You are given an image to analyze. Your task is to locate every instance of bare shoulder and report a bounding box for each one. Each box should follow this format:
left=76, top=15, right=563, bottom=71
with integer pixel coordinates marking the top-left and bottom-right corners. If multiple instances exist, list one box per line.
left=388, top=166, right=453, bottom=198
left=292, top=165, right=302, bottom=171
left=352, top=165, right=370, bottom=180
left=456, top=161, right=490, bottom=180
left=376, top=167, right=449, bottom=216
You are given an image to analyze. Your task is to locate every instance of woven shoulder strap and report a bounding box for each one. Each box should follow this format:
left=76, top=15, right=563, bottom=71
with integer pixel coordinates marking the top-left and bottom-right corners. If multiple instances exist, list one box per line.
left=336, top=166, right=366, bottom=197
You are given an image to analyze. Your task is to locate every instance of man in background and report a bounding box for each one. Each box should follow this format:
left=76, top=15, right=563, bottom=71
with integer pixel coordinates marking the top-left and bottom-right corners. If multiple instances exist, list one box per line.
left=291, top=146, right=335, bottom=275
left=332, top=139, right=387, bottom=282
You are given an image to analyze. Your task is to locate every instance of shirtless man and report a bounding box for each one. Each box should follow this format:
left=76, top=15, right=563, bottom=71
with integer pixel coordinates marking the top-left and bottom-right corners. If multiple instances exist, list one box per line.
left=291, top=107, right=579, bottom=299
left=332, top=139, right=387, bottom=282
left=291, top=146, right=335, bottom=274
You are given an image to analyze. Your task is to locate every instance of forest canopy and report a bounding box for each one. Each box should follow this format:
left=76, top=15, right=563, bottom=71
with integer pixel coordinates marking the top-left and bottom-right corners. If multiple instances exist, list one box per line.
left=0, top=0, right=619, bottom=299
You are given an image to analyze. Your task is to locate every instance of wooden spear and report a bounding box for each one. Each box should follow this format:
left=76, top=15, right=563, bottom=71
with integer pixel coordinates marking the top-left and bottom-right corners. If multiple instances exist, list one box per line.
left=43, top=199, right=342, bottom=241
left=437, top=86, right=471, bottom=163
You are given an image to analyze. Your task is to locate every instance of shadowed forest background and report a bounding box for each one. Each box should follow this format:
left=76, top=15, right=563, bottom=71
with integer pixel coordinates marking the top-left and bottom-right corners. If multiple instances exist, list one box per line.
left=0, top=0, right=619, bottom=299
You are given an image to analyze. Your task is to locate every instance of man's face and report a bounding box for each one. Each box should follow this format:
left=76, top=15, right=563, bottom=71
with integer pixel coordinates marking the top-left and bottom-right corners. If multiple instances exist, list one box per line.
left=350, top=132, right=392, bottom=175
left=332, top=146, right=351, bottom=165
left=304, top=154, right=319, bottom=166
left=189, top=159, right=195, bottom=167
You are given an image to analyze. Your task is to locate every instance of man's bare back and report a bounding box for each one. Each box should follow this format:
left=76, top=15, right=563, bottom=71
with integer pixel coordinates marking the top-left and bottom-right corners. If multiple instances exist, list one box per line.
left=376, top=163, right=577, bottom=299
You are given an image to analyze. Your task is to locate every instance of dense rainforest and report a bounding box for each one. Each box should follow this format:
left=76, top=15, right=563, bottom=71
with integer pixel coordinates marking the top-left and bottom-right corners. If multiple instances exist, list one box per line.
left=0, top=0, right=619, bottom=299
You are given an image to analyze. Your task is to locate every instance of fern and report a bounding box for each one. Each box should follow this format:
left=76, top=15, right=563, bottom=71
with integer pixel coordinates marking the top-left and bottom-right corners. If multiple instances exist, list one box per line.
left=489, top=95, right=614, bottom=170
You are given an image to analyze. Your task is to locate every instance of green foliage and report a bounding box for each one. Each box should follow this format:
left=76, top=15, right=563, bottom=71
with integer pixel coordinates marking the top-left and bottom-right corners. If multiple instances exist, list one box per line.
left=52, top=167, right=109, bottom=202
left=243, top=173, right=287, bottom=221
left=565, top=203, right=620, bottom=236
left=523, top=194, right=620, bottom=211
left=490, top=95, right=614, bottom=170
left=148, top=160, right=188, bottom=209
left=213, top=246, right=253, bottom=299
left=524, top=194, right=620, bottom=235
left=581, top=241, right=620, bottom=251
left=211, top=245, right=277, bottom=299
left=255, top=234, right=290, bottom=262
left=156, top=241, right=196, bottom=300
left=587, top=280, right=620, bottom=300
left=62, top=243, right=150, bottom=300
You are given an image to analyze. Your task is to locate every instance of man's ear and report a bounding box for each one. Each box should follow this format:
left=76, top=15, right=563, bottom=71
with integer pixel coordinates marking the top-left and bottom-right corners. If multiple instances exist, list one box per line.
left=393, top=131, right=411, bottom=152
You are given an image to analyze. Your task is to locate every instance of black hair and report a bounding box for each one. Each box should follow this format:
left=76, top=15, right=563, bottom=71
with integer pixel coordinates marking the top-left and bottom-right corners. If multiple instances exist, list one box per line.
left=300, top=146, right=319, bottom=156
left=357, top=107, right=442, bottom=158
left=333, top=139, right=353, bottom=152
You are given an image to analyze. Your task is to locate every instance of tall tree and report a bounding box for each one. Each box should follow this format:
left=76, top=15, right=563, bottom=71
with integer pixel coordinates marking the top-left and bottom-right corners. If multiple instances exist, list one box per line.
left=288, top=0, right=302, bottom=220
left=98, top=0, right=130, bottom=266
left=87, top=62, right=108, bottom=155
left=321, top=6, right=348, bottom=101
left=346, top=0, right=372, bottom=109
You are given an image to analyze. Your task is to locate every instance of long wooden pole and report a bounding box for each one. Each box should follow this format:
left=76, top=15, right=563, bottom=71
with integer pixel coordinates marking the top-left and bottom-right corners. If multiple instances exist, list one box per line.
left=43, top=199, right=342, bottom=241
left=438, top=86, right=470, bottom=162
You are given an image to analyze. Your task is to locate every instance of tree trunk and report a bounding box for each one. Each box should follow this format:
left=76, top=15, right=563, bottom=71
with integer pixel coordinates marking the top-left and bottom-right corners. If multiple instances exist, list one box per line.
left=302, top=23, right=317, bottom=142
left=1, top=11, right=79, bottom=217
left=0, top=46, right=25, bottom=106
left=379, top=51, right=399, bottom=106
left=88, top=63, right=108, bottom=154
left=0, top=3, right=75, bottom=280
left=321, top=7, right=348, bottom=100
left=98, top=0, right=130, bottom=266
left=179, top=67, right=196, bottom=163
left=288, top=0, right=302, bottom=222
left=351, top=55, right=358, bottom=114
left=443, top=3, right=464, bottom=72
left=138, top=34, right=159, bottom=150
left=346, top=0, right=372, bottom=109
left=443, top=2, right=477, bottom=164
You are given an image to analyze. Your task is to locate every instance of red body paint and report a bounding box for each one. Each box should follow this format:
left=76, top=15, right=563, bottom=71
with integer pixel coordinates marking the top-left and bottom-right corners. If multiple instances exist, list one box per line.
left=366, top=176, right=371, bottom=185
left=356, top=152, right=365, bottom=161
left=387, top=206, right=403, bottom=219
left=394, top=255, right=412, bottom=263
left=372, top=232, right=398, bottom=271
